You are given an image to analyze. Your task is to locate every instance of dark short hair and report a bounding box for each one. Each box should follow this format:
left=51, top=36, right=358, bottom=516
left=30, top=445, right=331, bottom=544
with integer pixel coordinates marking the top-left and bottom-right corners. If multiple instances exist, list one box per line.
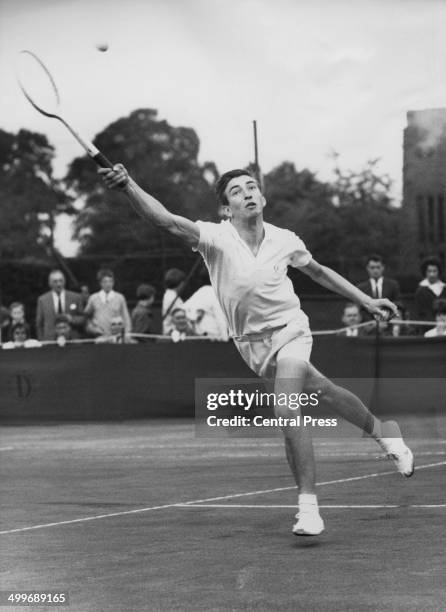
left=164, top=268, right=185, bottom=289
left=11, top=322, right=27, bottom=336
left=171, top=307, right=186, bottom=317
left=136, top=283, right=156, bottom=300
left=366, top=254, right=384, bottom=265
left=421, top=256, right=442, bottom=277
left=216, top=169, right=256, bottom=206
left=55, top=314, right=70, bottom=326
left=433, top=298, right=446, bottom=315
left=97, top=268, right=114, bottom=282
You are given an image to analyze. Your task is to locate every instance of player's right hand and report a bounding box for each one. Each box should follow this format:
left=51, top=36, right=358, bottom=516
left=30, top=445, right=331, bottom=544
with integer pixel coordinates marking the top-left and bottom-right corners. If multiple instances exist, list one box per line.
left=98, top=163, right=129, bottom=189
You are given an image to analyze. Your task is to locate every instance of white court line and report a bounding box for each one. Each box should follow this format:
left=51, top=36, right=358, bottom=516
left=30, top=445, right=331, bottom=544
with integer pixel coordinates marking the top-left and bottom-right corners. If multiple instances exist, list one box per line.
left=1, top=460, right=445, bottom=536
left=182, top=460, right=446, bottom=505
left=0, top=447, right=14, bottom=451
left=177, top=503, right=446, bottom=509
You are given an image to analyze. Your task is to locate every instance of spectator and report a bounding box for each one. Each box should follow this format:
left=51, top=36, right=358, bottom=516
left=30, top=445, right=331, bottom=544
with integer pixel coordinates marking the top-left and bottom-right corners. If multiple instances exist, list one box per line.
left=36, top=270, right=85, bottom=341
left=339, top=303, right=371, bottom=337
left=184, top=271, right=228, bottom=341
left=10, top=302, right=26, bottom=326
left=162, top=268, right=185, bottom=335
left=357, top=255, right=401, bottom=311
left=54, top=314, right=72, bottom=346
left=0, top=306, right=11, bottom=344
left=131, top=284, right=156, bottom=334
left=84, top=269, right=131, bottom=337
left=2, top=302, right=29, bottom=342
left=95, top=315, right=136, bottom=344
left=424, top=299, right=446, bottom=338
left=80, top=284, right=90, bottom=309
left=415, top=256, right=446, bottom=327
left=170, top=307, right=196, bottom=342
left=2, top=323, right=41, bottom=349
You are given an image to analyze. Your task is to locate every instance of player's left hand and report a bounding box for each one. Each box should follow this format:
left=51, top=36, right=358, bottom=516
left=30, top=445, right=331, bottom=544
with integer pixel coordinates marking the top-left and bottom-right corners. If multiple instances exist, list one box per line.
left=364, top=298, right=398, bottom=321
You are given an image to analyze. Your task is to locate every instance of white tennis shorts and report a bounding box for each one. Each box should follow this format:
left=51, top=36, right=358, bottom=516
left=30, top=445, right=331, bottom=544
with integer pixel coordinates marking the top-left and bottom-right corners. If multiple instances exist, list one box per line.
left=233, top=320, right=313, bottom=379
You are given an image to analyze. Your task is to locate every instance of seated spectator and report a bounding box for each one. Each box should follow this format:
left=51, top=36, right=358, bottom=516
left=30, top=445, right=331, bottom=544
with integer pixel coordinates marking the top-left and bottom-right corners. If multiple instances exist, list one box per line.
left=54, top=314, right=72, bottom=346
left=415, top=256, right=446, bottom=329
left=85, top=269, right=131, bottom=337
left=162, top=268, right=185, bottom=335
left=339, top=303, right=372, bottom=337
left=424, top=299, right=446, bottom=338
left=0, top=306, right=11, bottom=343
left=36, top=269, right=85, bottom=341
left=95, top=316, right=137, bottom=344
left=184, top=271, right=229, bottom=341
left=2, top=323, right=41, bottom=349
left=170, top=308, right=196, bottom=342
left=131, top=284, right=156, bottom=334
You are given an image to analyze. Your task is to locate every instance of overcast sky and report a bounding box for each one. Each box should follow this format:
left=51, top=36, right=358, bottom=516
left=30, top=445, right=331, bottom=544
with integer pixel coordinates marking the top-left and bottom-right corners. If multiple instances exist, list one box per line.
left=1, top=0, right=446, bottom=254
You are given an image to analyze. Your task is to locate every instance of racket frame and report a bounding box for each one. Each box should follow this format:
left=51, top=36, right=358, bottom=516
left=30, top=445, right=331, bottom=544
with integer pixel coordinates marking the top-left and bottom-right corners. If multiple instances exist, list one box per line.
left=17, top=50, right=113, bottom=169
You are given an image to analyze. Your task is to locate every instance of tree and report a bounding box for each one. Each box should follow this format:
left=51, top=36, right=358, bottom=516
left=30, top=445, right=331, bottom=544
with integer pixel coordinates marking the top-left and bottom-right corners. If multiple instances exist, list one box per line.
left=0, top=129, right=70, bottom=260
left=263, top=162, right=341, bottom=264
left=331, top=157, right=402, bottom=277
left=261, top=158, right=401, bottom=277
left=65, top=109, right=219, bottom=255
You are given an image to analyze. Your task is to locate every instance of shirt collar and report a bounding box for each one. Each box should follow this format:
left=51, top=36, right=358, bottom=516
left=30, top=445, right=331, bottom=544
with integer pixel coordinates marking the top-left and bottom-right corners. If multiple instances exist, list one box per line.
left=224, top=219, right=272, bottom=244
left=100, top=289, right=115, bottom=302
left=419, top=279, right=444, bottom=288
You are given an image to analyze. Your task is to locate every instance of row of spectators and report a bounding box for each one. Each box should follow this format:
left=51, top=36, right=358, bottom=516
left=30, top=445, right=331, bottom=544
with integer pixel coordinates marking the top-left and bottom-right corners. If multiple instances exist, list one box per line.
left=0, top=254, right=445, bottom=349
left=0, top=266, right=229, bottom=348
left=339, top=255, right=446, bottom=338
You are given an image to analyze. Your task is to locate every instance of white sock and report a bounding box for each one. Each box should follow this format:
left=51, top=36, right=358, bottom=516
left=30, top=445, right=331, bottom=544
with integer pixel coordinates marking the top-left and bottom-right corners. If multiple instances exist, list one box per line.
left=298, top=493, right=319, bottom=513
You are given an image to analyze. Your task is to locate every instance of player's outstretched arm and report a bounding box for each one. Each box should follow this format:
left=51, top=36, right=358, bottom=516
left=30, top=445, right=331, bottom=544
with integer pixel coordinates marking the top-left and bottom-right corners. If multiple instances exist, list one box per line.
left=300, top=259, right=398, bottom=320
left=98, top=164, right=200, bottom=249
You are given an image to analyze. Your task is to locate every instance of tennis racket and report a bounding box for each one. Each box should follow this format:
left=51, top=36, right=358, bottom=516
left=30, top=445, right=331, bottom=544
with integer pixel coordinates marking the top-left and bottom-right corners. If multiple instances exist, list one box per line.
left=16, top=50, right=113, bottom=168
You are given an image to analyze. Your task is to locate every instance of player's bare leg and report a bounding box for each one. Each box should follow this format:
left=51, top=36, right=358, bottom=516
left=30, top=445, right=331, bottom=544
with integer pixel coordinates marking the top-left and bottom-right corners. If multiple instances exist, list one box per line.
left=304, top=363, right=414, bottom=477
left=274, top=357, right=324, bottom=536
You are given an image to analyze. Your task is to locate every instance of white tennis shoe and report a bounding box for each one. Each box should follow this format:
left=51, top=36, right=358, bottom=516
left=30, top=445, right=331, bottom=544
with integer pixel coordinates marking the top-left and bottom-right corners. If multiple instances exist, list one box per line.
left=292, top=511, right=325, bottom=536
left=376, top=420, right=415, bottom=477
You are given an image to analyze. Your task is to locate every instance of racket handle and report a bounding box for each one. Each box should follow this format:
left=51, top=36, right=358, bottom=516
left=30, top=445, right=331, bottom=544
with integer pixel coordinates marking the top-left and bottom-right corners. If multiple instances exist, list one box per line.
left=91, top=151, right=114, bottom=168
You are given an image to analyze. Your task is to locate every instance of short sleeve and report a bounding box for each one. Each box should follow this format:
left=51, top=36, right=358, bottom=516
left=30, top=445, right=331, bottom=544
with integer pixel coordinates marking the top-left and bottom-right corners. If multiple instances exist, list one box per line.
left=192, top=220, right=220, bottom=259
left=288, top=233, right=312, bottom=268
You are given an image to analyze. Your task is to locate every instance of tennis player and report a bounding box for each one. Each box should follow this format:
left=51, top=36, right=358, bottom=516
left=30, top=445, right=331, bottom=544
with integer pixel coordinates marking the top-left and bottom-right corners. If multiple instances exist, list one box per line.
left=99, top=166, right=414, bottom=536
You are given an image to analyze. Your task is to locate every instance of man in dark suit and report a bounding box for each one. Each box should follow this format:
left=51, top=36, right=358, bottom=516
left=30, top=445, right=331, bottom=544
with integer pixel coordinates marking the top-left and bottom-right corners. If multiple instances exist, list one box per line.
left=36, top=270, right=85, bottom=341
left=357, top=255, right=401, bottom=303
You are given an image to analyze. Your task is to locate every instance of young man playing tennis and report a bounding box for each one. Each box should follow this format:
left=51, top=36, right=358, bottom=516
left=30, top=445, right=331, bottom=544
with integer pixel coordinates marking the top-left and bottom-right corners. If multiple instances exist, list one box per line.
left=100, top=166, right=414, bottom=536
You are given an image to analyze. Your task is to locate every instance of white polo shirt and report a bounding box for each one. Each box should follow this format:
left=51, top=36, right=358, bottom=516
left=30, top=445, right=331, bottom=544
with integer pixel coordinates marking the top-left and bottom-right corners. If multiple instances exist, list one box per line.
left=193, top=220, right=312, bottom=337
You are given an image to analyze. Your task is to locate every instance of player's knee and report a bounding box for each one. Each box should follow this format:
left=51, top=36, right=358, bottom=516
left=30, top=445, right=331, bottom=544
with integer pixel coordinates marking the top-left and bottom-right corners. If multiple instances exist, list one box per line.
left=313, top=377, right=337, bottom=405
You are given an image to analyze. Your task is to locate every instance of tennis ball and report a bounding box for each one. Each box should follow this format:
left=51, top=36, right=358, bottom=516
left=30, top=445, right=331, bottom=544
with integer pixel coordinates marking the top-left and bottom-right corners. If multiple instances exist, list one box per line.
left=96, top=42, right=109, bottom=52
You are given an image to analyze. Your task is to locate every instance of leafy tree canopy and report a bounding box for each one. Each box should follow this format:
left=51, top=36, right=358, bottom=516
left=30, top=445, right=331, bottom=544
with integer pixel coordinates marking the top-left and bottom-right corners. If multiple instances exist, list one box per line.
left=0, top=128, right=69, bottom=260
left=65, top=109, right=219, bottom=255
